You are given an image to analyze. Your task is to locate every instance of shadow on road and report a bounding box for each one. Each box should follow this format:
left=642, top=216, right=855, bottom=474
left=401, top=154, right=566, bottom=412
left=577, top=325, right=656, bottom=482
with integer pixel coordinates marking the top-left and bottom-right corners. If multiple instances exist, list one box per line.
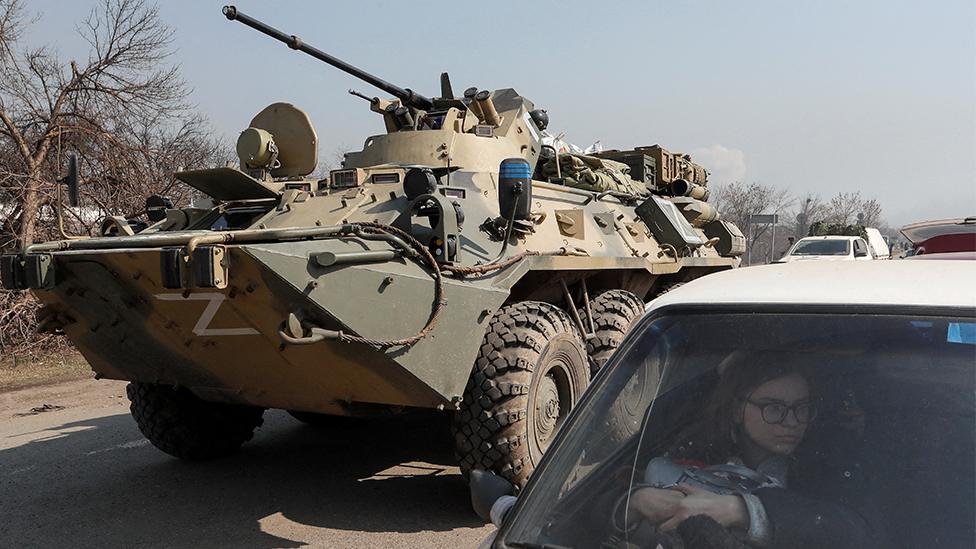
left=0, top=409, right=483, bottom=548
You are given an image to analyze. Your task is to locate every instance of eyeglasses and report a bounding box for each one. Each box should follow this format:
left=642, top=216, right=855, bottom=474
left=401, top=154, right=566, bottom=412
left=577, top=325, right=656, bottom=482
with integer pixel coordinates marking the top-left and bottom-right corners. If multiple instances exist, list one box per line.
left=744, top=398, right=817, bottom=425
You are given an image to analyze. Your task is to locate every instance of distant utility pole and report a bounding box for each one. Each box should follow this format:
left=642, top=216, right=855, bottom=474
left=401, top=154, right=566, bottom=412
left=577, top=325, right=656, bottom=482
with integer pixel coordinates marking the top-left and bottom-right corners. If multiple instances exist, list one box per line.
left=796, top=197, right=812, bottom=237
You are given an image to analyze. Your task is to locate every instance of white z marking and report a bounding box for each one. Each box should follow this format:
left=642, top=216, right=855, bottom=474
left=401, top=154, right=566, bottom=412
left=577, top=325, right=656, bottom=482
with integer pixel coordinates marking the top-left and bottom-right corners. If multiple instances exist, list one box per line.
left=154, top=292, right=259, bottom=336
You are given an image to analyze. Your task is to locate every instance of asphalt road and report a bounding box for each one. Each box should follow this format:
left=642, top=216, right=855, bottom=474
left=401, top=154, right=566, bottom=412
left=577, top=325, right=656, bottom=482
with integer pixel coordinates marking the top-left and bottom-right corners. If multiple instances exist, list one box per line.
left=0, top=378, right=493, bottom=548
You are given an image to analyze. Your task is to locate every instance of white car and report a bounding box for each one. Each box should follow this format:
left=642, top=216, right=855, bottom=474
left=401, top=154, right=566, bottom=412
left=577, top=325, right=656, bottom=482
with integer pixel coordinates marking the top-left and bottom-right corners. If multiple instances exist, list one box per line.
left=478, top=261, right=975, bottom=549
left=778, top=235, right=874, bottom=262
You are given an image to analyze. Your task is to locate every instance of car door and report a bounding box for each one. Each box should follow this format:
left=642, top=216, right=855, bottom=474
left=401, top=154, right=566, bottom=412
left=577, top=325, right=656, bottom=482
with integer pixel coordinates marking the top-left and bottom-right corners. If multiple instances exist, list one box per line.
left=853, top=238, right=872, bottom=261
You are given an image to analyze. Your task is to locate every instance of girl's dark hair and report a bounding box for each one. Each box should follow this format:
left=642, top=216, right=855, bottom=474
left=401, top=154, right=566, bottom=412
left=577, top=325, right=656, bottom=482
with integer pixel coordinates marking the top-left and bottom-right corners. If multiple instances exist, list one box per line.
left=670, top=350, right=817, bottom=463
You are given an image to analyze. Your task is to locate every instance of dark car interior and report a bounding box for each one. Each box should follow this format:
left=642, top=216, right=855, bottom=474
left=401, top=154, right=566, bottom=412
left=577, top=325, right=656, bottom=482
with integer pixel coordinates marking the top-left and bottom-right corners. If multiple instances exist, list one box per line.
left=504, top=313, right=975, bottom=549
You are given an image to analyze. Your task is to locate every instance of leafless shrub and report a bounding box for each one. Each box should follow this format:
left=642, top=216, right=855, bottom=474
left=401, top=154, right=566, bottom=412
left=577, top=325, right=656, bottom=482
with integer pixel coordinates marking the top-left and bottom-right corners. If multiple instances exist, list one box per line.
left=711, top=181, right=793, bottom=251
left=0, top=0, right=225, bottom=352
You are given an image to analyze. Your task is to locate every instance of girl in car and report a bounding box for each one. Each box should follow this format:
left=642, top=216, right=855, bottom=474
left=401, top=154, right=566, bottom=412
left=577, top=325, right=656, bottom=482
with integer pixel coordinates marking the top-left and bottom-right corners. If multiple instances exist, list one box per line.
left=627, top=352, right=883, bottom=548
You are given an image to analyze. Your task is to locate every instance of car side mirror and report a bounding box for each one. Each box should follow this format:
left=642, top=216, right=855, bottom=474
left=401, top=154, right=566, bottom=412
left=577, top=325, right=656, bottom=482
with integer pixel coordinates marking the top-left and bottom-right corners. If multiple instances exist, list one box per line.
left=469, top=469, right=517, bottom=525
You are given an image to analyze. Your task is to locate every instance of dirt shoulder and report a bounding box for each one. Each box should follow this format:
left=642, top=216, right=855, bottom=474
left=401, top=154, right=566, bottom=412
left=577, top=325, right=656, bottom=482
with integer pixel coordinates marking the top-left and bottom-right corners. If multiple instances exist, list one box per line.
left=0, top=349, right=93, bottom=392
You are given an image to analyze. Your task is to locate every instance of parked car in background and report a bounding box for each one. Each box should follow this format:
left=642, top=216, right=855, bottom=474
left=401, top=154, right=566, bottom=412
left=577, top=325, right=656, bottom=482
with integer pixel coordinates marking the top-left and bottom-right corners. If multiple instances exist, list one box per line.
left=776, top=235, right=874, bottom=263
left=476, top=261, right=975, bottom=549
left=901, top=217, right=976, bottom=256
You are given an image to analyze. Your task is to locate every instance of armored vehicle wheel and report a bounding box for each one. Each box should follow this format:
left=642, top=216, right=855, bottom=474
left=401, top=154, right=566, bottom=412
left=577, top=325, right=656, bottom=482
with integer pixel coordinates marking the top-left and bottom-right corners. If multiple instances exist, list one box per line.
left=453, top=301, right=588, bottom=487
left=585, top=289, right=645, bottom=374
left=126, top=382, right=265, bottom=460
left=585, top=284, right=683, bottom=461
left=654, top=281, right=686, bottom=296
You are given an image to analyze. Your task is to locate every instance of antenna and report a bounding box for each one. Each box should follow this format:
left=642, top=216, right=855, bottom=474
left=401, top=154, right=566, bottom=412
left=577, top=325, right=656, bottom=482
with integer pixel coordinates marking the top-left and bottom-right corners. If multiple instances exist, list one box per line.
left=440, top=72, right=454, bottom=99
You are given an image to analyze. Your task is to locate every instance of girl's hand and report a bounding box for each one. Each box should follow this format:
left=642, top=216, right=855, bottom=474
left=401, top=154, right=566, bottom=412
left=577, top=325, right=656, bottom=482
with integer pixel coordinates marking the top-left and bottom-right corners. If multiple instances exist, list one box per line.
left=658, top=484, right=749, bottom=531
left=629, top=487, right=686, bottom=524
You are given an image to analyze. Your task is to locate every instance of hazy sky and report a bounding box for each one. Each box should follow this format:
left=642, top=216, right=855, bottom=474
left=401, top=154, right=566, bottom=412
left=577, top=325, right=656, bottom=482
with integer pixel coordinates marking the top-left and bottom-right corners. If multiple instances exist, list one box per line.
left=24, top=0, right=976, bottom=226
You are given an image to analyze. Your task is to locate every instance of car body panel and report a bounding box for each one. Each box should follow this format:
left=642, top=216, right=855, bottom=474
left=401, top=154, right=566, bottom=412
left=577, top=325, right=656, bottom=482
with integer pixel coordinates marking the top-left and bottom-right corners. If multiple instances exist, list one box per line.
left=649, top=261, right=976, bottom=310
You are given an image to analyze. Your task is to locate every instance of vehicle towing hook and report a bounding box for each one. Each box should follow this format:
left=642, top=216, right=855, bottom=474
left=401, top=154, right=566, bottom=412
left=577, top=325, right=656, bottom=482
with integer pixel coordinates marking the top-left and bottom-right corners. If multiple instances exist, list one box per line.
left=278, top=313, right=343, bottom=345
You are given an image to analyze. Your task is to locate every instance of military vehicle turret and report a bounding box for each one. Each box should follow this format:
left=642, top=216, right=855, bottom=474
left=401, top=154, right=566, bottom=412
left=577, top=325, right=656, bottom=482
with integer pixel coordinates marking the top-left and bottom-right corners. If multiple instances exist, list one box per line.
left=0, top=6, right=744, bottom=488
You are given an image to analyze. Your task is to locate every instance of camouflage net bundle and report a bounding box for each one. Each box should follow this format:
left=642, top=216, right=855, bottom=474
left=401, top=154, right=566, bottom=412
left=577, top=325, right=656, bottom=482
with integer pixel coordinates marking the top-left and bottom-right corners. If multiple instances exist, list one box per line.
left=541, top=153, right=649, bottom=197
left=808, top=221, right=868, bottom=240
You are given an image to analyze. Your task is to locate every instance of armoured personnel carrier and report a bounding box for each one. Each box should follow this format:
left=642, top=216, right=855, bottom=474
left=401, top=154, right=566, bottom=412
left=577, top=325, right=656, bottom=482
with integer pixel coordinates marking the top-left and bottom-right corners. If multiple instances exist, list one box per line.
left=0, top=6, right=744, bottom=487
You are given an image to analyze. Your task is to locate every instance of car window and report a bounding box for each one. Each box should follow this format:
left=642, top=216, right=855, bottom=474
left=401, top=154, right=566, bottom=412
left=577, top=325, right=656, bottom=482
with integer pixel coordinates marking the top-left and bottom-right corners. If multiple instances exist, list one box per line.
left=501, top=310, right=975, bottom=549
left=791, top=239, right=850, bottom=256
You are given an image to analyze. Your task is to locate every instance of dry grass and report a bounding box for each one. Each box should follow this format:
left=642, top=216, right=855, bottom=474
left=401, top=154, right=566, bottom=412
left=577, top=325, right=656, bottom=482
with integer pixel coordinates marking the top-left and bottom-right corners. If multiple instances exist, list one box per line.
left=0, top=350, right=93, bottom=392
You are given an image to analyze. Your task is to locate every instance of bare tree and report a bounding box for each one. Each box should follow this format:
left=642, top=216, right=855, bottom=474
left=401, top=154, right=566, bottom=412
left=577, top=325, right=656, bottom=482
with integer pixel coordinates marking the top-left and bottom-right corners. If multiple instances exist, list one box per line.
left=0, top=0, right=222, bottom=247
left=0, top=0, right=224, bottom=353
left=859, top=198, right=883, bottom=228
left=712, top=181, right=793, bottom=250
left=791, top=193, right=827, bottom=237
left=823, top=192, right=864, bottom=225
left=817, top=191, right=886, bottom=228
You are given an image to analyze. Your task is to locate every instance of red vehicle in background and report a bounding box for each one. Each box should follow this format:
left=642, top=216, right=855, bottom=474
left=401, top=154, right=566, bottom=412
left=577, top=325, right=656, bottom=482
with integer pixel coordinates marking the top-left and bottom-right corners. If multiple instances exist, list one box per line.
left=902, top=217, right=976, bottom=259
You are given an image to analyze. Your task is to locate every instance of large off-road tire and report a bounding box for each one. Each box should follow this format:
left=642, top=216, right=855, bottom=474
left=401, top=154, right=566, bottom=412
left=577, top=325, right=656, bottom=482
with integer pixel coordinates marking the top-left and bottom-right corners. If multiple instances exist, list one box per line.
left=453, top=301, right=589, bottom=487
left=585, top=289, right=645, bottom=374
left=652, top=281, right=685, bottom=298
left=584, top=284, right=680, bottom=463
left=126, top=382, right=265, bottom=460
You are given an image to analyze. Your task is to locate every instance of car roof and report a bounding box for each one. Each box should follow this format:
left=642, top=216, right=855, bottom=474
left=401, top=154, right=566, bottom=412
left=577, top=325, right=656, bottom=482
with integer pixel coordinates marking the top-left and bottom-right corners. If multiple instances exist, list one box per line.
left=797, top=235, right=859, bottom=240
left=649, top=261, right=976, bottom=309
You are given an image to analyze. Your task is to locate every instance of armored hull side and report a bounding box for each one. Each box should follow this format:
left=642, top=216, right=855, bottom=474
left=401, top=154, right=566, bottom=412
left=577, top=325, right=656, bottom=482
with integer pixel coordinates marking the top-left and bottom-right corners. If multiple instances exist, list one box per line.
left=34, top=242, right=506, bottom=413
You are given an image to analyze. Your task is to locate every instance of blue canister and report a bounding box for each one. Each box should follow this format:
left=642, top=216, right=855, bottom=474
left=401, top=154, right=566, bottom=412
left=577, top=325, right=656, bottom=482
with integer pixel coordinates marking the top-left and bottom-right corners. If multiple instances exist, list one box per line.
left=498, top=158, right=532, bottom=220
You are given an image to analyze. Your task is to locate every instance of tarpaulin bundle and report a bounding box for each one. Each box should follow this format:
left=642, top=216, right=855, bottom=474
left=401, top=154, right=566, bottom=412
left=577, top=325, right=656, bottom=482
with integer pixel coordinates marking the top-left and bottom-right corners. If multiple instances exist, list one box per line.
left=541, top=153, right=649, bottom=197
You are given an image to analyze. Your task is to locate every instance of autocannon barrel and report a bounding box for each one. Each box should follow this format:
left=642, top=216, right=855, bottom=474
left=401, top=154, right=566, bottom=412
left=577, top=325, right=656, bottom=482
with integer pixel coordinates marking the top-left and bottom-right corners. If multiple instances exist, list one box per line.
left=222, top=6, right=433, bottom=111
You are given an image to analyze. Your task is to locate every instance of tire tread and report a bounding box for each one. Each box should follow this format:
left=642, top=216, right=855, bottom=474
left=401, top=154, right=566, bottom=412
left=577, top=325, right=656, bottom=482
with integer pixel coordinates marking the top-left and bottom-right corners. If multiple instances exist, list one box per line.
left=453, top=301, right=584, bottom=486
left=127, top=382, right=264, bottom=460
